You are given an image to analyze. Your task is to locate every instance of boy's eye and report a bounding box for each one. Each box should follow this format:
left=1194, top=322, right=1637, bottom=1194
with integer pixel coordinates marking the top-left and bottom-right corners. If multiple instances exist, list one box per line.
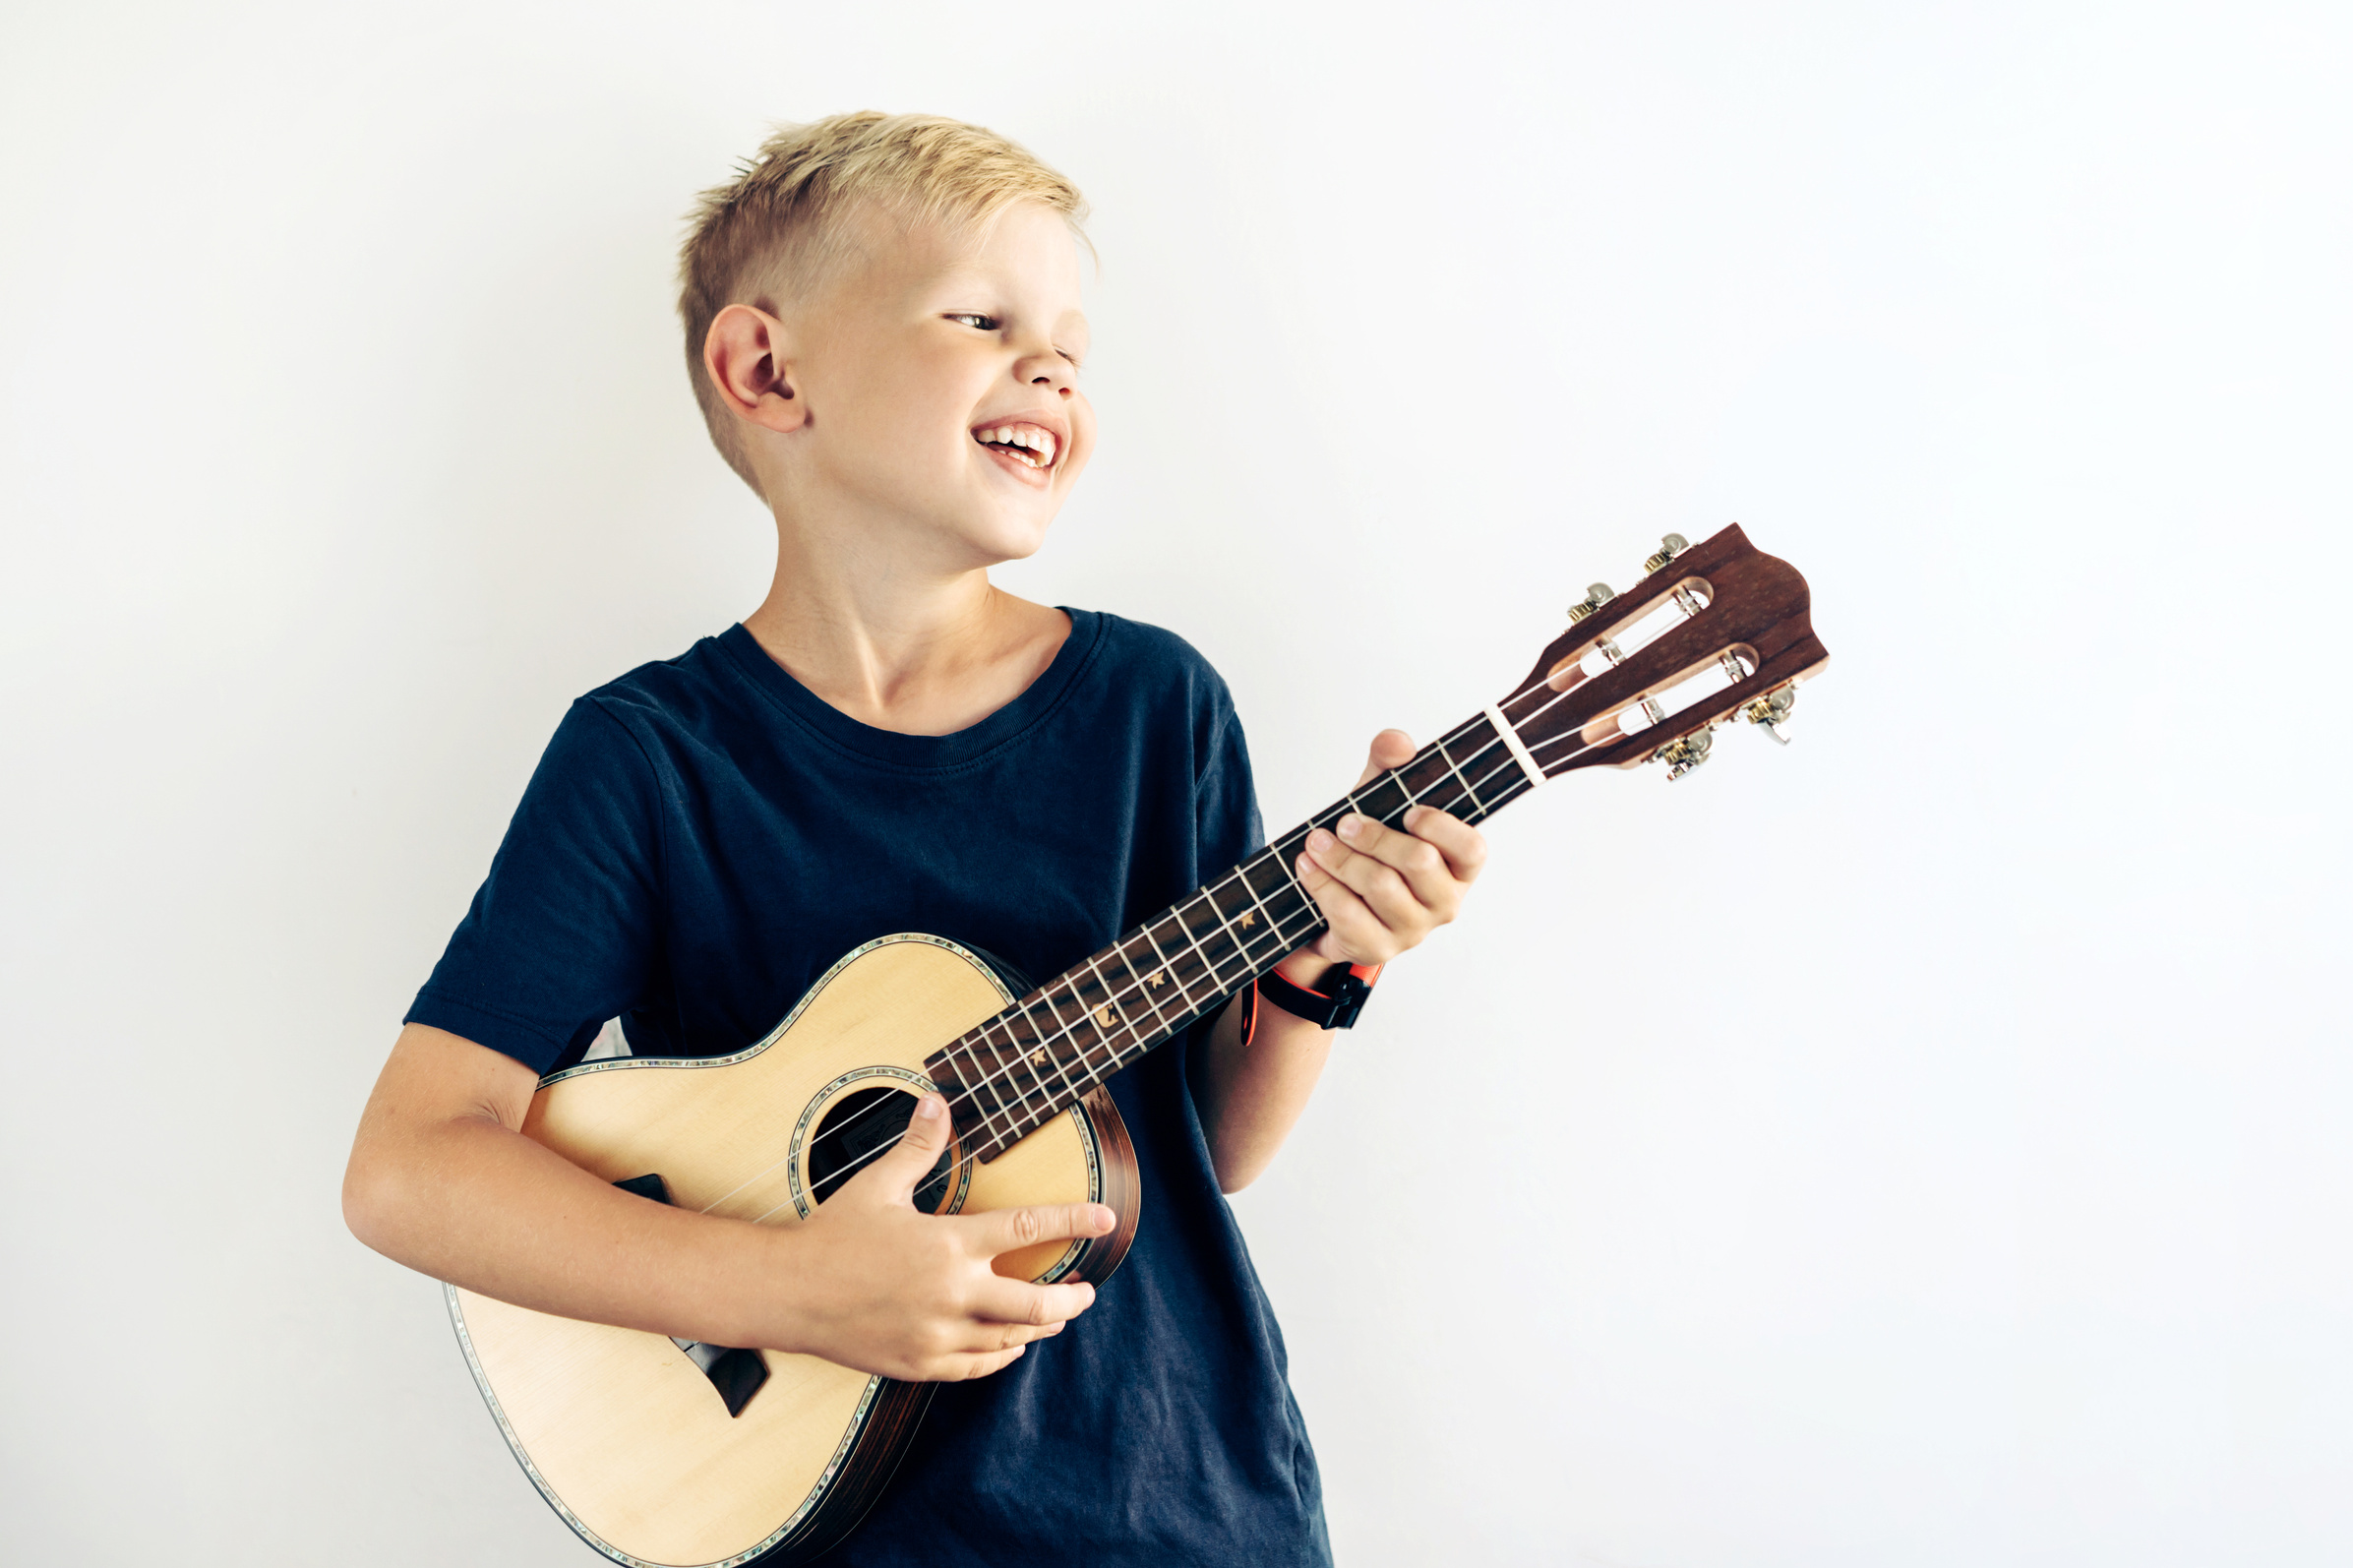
left=946, top=313, right=999, bottom=332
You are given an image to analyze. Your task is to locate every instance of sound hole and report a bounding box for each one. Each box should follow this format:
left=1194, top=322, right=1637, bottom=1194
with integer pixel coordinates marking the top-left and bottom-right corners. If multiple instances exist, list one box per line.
left=808, top=1086, right=954, bottom=1213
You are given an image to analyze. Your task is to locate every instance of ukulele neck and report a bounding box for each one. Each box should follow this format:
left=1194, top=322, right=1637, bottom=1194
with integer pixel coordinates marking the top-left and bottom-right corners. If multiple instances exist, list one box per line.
left=925, top=712, right=1541, bottom=1161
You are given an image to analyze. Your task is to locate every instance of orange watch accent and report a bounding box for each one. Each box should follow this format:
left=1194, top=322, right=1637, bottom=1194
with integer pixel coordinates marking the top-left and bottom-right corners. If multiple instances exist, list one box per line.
left=1255, top=962, right=1382, bottom=1030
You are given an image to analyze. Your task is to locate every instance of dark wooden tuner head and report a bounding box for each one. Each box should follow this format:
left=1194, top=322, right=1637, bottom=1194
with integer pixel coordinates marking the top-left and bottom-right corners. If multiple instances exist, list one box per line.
left=1503, top=524, right=1832, bottom=783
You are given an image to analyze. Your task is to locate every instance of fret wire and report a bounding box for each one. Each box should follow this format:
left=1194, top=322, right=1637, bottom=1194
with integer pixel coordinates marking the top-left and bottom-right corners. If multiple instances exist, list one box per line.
left=935, top=1042, right=986, bottom=1138
left=946, top=1037, right=1006, bottom=1148
left=1264, top=831, right=1317, bottom=906
left=1222, top=867, right=1306, bottom=964
left=970, top=1022, right=1024, bottom=1139
left=1032, top=988, right=1088, bottom=1102
left=1457, top=728, right=1523, bottom=805
left=1427, top=772, right=1482, bottom=822
left=1000, top=1008, right=1055, bottom=1115
left=1230, top=852, right=1290, bottom=943
left=1245, top=849, right=1313, bottom=926
left=1399, top=764, right=1435, bottom=810
left=1428, top=740, right=1484, bottom=816
left=1040, top=989, right=1093, bottom=1104
left=1132, top=944, right=1202, bottom=1063
left=1110, top=938, right=1180, bottom=1039
left=1461, top=728, right=1540, bottom=813
left=1406, top=738, right=1493, bottom=825
left=1029, top=986, right=1069, bottom=1048
left=1455, top=767, right=1506, bottom=819
left=973, top=1032, right=1030, bottom=1152
left=1083, top=952, right=1151, bottom=1061
left=1242, top=902, right=1321, bottom=973
left=1141, top=924, right=1209, bottom=1010
left=994, top=1009, right=1047, bottom=1110
left=1199, top=876, right=1264, bottom=964
left=950, top=1028, right=999, bottom=1123
left=1049, top=971, right=1106, bottom=1083
left=1168, top=892, right=1241, bottom=994
left=1025, top=989, right=1081, bottom=1104
left=1462, top=731, right=1512, bottom=799
left=1179, top=853, right=1297, bottom=971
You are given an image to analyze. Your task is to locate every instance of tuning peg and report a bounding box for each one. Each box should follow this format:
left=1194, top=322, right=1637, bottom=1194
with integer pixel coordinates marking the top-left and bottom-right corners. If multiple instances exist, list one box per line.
left=1654, top=728, right=1714, bottom=780
left=1742, top=685, right=1796, bottom=745
left=1641, top=533, right=1690, bottom=575
left=1567, top=581, right=1616, bottom=623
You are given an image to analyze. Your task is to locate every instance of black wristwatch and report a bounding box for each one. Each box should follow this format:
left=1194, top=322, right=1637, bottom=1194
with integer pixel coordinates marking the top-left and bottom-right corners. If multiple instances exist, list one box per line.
left=1255, top=963, right=1383, bottom=1030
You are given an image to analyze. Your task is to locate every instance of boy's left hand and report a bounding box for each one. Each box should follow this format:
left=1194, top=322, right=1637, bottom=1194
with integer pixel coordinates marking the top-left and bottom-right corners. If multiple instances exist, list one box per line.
left=1292, top=728, right=1487, bottom=970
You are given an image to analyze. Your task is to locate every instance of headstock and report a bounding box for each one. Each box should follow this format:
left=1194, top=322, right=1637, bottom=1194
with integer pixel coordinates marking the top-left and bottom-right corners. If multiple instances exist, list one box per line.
left=1500, top=524, right=1830, bottom=781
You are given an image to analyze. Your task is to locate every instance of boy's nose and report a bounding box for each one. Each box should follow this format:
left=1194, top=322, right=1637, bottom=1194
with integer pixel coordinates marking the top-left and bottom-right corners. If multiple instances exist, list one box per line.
left=1014, top=348, right=1075, bottom=393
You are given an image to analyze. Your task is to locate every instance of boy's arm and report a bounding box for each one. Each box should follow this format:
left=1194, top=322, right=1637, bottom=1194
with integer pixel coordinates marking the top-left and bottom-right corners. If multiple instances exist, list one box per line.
left=1194, top=730, right=1488, bottom=1192
left=343, top=1024, right=1108, bottom=1379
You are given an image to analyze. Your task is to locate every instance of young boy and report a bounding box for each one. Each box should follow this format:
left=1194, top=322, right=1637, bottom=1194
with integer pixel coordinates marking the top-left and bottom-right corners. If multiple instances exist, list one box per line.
left=344, top=111, right=1487, bottom=1565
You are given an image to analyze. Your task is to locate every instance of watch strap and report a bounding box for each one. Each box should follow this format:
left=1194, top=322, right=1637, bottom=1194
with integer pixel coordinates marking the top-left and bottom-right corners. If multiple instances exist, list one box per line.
left=1255, top=962, right=1383, bottom=1030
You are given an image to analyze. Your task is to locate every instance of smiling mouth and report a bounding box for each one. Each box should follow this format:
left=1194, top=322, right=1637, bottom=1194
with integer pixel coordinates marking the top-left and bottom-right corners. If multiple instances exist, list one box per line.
left=973, top=423, right=1058, bottom=470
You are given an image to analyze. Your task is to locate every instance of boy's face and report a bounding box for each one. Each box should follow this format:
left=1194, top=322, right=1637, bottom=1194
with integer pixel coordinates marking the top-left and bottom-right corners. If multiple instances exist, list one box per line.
left=777, top=200, right=1095, bottom=567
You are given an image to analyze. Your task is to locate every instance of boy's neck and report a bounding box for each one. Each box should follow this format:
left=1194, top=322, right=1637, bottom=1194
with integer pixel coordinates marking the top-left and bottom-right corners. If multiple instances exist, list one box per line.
left=741, top=522, right=1069, bottom=739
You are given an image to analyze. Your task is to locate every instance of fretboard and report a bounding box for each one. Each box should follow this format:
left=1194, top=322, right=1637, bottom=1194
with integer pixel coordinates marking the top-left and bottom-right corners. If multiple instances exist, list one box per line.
left=925, top=702, right=1547, bottom=1161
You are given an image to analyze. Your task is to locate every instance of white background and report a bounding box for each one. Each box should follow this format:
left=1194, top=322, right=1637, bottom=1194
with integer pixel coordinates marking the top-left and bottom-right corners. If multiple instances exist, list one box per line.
left=3, top=3, right=2346, bottom=1564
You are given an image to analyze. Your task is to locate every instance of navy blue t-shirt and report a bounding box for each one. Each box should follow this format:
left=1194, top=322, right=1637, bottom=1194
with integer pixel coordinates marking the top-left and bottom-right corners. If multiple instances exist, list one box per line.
left=407, top=611, right=1331, bottom=1567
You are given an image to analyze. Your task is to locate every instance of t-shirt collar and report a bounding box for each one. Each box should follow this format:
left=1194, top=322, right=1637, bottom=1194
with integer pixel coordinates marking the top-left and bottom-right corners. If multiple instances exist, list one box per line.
left=713, top=610, right=1103, bottom=770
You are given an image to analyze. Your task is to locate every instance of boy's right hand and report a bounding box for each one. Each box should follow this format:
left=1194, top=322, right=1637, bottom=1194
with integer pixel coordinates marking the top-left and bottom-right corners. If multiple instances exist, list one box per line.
left=753, top=1093, right=1110, bottom=1381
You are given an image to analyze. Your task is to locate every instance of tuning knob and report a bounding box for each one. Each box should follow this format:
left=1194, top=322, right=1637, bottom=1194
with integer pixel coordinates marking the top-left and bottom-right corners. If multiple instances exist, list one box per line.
left=1654, top=728, right=1714, bottom=780
left=1742, top=685, right=1796, bottom=745
left=1567, top=581, right=1616, bottom=623
left=1641, top=533, right=1690, bottom=574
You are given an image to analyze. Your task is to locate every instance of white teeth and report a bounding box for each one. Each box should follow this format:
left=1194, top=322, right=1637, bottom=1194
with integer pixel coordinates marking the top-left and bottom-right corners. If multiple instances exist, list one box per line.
left=978, top=424, right=1056, bottom=466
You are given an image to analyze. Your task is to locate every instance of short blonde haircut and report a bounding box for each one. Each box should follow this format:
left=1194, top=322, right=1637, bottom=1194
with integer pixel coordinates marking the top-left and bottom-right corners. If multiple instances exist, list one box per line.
left=678, top=110, right=1090, bottom=494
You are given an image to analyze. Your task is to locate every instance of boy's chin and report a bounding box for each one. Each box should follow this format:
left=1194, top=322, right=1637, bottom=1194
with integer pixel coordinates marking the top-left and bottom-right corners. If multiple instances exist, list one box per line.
left=948, top=509, right=1056, bottom=567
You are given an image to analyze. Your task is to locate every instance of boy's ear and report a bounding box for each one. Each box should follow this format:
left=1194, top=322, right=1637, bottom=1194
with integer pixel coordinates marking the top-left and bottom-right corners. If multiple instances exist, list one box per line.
left=702, top=304, right=807, bottom=435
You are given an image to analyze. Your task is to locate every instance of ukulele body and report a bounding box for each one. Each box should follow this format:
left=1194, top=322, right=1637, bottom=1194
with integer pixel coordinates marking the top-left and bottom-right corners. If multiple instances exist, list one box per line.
left=449, top=933, right=1142, bottom=1568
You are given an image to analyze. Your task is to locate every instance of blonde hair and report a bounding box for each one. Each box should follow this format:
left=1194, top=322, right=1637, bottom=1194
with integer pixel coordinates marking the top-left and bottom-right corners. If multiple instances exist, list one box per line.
left=678, top=110, right=1090, bottom=494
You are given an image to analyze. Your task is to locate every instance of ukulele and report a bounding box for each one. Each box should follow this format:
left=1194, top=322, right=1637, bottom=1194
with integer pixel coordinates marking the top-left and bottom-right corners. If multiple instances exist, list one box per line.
left=448, top=522, right=1831, bottom=1567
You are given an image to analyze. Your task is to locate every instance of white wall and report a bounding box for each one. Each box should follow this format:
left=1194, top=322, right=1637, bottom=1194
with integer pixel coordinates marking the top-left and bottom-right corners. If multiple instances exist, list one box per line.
left=3, top=4, right=2345, bottom=1564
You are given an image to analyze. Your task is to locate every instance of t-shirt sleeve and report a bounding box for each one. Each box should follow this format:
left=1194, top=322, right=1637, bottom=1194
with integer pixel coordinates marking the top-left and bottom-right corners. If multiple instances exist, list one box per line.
left=1193, top=689, right=1265, bottom=881
left=404, top=698, right=663, bottom=1075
